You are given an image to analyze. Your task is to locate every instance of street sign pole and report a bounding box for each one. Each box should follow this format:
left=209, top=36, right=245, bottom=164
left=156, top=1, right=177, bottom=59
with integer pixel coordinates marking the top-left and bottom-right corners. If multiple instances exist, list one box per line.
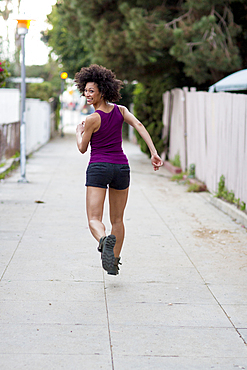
left=18, top=27, right=28, bottom=182
left=15, top=14, right=34, bottom=183
left=60, top=72, right=68, bottom=137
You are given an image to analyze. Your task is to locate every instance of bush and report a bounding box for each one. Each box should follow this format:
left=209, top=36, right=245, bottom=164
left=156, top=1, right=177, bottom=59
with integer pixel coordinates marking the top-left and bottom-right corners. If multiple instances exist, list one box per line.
left=133, top=80, right=165, bottom=156
left=118, top=83, right=135, bottom=139
left=26, top=82, right=54, bottom=101
left=0, top=60, right=10, bottom=88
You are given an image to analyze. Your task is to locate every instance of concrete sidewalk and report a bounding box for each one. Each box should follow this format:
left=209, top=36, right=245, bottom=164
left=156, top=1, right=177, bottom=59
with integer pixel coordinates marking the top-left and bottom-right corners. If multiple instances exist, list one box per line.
left=0, top=134, right=247, bottom=370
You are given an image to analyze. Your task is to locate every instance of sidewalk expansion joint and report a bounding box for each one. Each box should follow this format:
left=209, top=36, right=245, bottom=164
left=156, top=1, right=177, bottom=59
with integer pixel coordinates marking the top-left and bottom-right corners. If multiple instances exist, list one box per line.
left=204, top=284, right=247, bottom=346
left=0, top=159, right=61, bottom=282
left=0, top=201, right=40, bottom=281
left=103, top=271, right=115, bottom=370
left=141, top=188, right=247, bottom=347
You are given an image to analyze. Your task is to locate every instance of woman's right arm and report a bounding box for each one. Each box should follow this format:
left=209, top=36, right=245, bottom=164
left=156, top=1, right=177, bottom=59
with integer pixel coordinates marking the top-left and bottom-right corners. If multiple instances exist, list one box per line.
left=76, top=113, right=100, bottom=154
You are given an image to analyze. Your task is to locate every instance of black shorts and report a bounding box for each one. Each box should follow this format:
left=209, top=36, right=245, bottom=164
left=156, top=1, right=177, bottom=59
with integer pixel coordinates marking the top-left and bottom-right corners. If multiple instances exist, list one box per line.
left=86, top=162, right=130, bottom=190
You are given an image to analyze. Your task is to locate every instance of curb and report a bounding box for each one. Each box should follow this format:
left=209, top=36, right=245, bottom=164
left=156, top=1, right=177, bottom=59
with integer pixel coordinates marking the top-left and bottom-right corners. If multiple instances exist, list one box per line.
left=165, top=165, right=247, bottom=229
left=164, top=161, right=182, bottom=174
left=0, top=157, right=20, bottom=177
left=199, top=192, right=247, bottom=229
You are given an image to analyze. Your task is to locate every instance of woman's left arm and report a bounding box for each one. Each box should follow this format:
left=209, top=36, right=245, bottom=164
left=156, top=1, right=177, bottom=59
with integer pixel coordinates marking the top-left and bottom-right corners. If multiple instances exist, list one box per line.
left=120, top=106, right=163, bottom=171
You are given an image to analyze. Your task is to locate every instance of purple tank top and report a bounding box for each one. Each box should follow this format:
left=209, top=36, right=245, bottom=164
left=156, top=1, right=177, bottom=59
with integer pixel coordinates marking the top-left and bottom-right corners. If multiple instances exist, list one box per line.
left=89, top=104, right=129, bottom=165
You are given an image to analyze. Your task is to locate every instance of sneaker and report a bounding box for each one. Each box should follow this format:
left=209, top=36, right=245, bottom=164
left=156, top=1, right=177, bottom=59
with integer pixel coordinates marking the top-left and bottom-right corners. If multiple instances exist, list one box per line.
left=107, top=257, right=122, bottom=275
left=101, top=234, right=116, bottom=272
left=98, top=236, right=106, bottom=253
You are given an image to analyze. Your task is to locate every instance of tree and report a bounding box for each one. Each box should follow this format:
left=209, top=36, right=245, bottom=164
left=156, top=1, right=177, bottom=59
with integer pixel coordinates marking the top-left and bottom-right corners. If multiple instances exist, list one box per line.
left=44, top=0, right=247, bottom=155
left=46, top=0, right=244, bottom=86
left=51, top=0, right=185, bottom=85
left=169, top=0, right=242, bottom=84
left=0, top=0, right=21, bottom=68
left=41, top=1, right=90, bottom=78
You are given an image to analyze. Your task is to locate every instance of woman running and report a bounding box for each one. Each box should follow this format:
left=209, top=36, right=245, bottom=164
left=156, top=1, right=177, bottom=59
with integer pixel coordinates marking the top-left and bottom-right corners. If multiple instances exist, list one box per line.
left=75, top=64, right=163, bottom=275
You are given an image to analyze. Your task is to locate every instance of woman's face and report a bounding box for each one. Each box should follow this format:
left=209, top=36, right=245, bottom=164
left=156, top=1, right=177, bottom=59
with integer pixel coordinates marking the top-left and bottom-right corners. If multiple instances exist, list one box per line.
left=84, top=82, right=102, bottom=105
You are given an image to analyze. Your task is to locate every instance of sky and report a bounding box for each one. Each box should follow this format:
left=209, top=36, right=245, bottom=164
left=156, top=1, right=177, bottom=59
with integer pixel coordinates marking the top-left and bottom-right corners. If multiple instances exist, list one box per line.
left=0, top=0, right=57, bottom=65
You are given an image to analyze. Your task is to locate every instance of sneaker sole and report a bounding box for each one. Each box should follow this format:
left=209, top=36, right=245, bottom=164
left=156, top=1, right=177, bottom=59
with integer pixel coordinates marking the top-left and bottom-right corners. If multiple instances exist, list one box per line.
left=107, top=269, right=118, bottom=275
left=102, top=235, right=116, bottom=271
left=107, top=257, right=121, bottom=275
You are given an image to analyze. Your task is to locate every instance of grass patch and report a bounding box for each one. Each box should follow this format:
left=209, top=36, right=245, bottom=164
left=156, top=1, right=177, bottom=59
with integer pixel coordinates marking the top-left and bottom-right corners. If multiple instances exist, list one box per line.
left=0, top=160, right=19, bottom=180
left=12, top=151, right=20, bottom=159
left=216, top=175, right=246, bottom=212
left=0, top=152, right=20, bottom=179
left=171, top=173, right=184, bottom=181
left=169, top=153, right=181, bottom=168
left=187, top=183, right=203, bottom=192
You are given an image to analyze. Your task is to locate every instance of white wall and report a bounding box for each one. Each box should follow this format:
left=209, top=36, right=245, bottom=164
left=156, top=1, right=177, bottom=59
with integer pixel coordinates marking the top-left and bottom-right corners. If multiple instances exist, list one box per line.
left=25, top=99, right=51, bottom=155
left=0, top=89, right=20, bottom=124
left=0, top=89, right=52, bottom=157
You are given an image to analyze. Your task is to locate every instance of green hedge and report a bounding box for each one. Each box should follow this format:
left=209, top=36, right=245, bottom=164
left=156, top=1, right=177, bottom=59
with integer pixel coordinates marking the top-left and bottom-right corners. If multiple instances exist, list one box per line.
left=133, top=80, right=164, bottom=156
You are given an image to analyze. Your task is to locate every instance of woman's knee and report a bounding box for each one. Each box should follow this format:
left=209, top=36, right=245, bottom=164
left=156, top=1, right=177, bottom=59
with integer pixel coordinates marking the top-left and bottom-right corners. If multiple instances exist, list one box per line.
left=110, top=218, right=124, bottom=228
left=88, top=218, right=102, bottom=230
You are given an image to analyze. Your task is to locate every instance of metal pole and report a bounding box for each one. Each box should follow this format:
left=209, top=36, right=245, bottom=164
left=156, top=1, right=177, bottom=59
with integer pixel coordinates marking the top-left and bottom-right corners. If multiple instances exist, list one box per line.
left=18, top=33, right=28, bottom=183
left=60, top=79, right=64, bottom=137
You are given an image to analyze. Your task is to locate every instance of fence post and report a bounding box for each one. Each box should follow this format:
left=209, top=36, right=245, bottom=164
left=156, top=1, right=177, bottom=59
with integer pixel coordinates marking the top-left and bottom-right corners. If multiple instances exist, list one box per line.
left=183, top=87, right=188, bottom=172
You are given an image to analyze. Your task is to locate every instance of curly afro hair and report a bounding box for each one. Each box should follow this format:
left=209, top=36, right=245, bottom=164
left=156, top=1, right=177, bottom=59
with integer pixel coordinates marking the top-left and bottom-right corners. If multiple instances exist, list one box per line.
left=74, top=64, right=123, bottom=102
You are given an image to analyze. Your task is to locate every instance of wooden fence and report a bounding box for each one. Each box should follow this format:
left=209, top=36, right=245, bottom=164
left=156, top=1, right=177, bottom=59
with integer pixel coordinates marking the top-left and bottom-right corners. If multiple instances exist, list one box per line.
left=163, top=89, right=247, bottom=205
left=0, top=121, right=20, bottom=162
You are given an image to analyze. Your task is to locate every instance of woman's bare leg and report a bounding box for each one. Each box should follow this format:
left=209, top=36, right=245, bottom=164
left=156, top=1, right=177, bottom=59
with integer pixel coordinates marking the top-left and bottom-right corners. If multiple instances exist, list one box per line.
left=86, top=186, right=107, bottom=242
left=109, top=187, right=129, bottom=257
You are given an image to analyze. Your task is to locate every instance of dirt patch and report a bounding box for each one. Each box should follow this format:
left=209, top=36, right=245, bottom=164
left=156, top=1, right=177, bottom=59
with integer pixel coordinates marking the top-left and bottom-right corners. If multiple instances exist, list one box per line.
left=193, top=227, right=234, bottom=244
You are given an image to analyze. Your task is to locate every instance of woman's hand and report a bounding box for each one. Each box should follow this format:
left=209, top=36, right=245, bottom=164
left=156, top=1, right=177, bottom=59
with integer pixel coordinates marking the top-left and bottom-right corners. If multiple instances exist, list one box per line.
left=76, top=121, right=85, bottom=135
left=76, top=121, right=87, bottom=153
left=151, top=154, right=163, bottom=171
left=76, top=114, right=100, bottom=154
